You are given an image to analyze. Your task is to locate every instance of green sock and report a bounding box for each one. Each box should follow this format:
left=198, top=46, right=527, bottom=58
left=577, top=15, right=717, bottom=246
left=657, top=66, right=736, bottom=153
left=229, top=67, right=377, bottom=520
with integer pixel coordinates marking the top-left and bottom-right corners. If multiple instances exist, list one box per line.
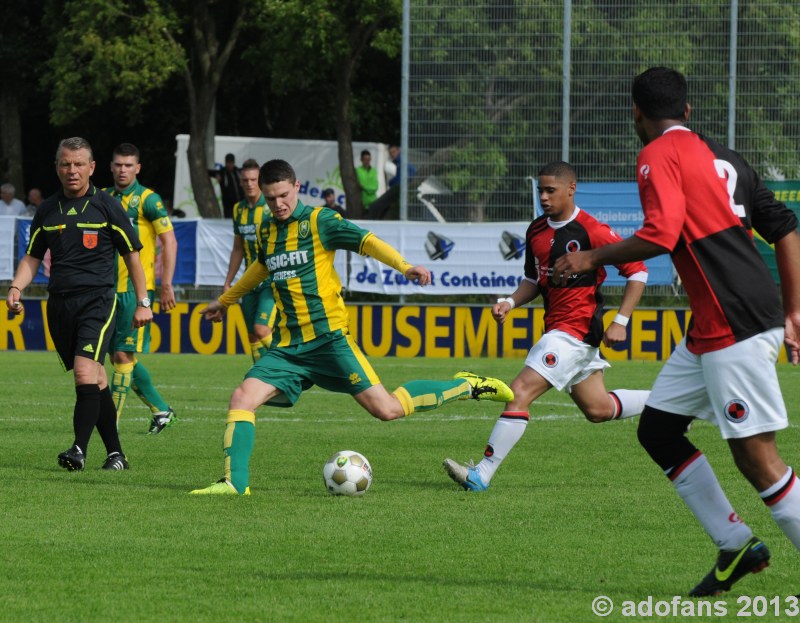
left=224, top=413, right=256, bottom=494
left=132, top=361, right=170, bottom=413
left=393, top=379, right=471, bottom=414
left=111, top=362, right=134, bottom=422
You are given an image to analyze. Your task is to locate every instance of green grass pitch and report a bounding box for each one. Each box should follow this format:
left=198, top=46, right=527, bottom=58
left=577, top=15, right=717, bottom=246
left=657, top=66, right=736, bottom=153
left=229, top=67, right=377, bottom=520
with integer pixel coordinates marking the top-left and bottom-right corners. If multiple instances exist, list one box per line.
left=1, top=351, right=798, bottom=622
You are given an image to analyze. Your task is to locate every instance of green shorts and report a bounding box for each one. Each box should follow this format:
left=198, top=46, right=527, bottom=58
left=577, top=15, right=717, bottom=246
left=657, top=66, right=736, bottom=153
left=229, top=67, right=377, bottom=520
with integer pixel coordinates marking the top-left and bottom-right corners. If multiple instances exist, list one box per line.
left=240, top=282, right=276, bottom=333
left=110, top=289, right=153, bottom=353
left=244, top=330, right=380, bottom=407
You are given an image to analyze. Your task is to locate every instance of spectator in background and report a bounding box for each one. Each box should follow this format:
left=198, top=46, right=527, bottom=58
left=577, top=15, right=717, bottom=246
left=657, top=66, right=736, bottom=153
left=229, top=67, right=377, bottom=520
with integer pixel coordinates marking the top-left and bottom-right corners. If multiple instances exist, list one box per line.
left=211, top=153, right=244, bottom=219
left=23, top=188, right=44, bottom=216
left=365, top=144, right=417, bottom=220
left=321, top=188, right=346, bottom=217
left=0, top=183, right=26, bottom=216
left=355, top=150, right=379, bottom=210
left=387, top=144, right=416, bottom=188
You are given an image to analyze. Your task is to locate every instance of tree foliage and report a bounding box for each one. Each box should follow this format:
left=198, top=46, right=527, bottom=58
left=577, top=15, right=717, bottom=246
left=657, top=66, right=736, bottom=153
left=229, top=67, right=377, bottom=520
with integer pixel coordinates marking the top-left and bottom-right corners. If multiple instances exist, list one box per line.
left=409, top=1, right=800, bottom=222
left=246, top=0, right=401, bottom=218
left=43, top=0, right=185, bottom=126
left=40, top=0, right=249, bottom=217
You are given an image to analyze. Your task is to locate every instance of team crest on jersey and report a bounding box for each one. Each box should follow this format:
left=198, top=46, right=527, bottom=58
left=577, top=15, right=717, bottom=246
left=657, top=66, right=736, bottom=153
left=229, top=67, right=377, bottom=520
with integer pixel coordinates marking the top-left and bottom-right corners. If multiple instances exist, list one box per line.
left=298, top=220, right=310, bottom=239
left=130, top=195, right=141, bottom=208
left=639, top=164, right=650, bottom=180
left=566, top=239, right=581, bottom=253
left=542, top=352, right=558, bottom=368
left=483, top=444, right=494, bottom=458
left=82, top=230, right=98, bottom=249
left=723, top=399, right=749, bottom=424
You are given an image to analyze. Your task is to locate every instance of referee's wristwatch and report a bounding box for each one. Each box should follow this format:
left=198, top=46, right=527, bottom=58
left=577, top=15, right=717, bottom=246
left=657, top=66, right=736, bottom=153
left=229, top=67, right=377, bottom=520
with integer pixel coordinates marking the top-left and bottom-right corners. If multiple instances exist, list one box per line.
left=137, top=297, right=151, bottom=308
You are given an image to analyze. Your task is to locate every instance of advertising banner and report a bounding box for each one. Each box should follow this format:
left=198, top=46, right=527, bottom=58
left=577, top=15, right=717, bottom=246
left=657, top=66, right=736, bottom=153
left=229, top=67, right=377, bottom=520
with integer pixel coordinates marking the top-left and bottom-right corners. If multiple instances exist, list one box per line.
left=173, top=135, right=388, bottom=218
left=0, top=216, right=16, bottom=281
left=344, top=220, right=674, bottom=295
left=3, top=302, right=791, bottom=363
left=13, top=218, right=198, bottom=286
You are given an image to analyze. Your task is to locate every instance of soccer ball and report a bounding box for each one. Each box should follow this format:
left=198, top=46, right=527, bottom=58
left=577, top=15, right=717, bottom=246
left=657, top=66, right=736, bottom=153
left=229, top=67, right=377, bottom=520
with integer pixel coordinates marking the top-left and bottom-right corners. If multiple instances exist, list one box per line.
left=322, top=450, right=373, bottom=496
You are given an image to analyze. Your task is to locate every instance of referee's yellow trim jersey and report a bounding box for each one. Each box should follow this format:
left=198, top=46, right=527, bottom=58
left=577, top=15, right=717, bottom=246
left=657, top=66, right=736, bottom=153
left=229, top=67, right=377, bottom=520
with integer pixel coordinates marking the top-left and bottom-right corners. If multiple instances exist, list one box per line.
left=105, top=179, right=173, bottom=292
left=257, top=201, right=371, bottom=347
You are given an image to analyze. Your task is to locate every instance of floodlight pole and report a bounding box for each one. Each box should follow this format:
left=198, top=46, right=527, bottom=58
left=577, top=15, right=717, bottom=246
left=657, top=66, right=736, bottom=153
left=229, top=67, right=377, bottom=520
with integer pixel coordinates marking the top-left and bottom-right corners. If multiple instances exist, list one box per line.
left=400, top=0, right=411, bottom=221
left=561, top=0, right=572, bottom=162
left=727, top=0, right=738, bottom=149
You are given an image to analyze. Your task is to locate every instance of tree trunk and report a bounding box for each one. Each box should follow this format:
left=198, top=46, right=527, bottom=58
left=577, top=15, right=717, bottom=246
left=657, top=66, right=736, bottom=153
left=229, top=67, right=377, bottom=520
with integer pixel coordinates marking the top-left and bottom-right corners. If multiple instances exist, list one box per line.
left=335, top=61, right=362, bottom=218
left=187, top=115, right=221, bottom=218
left=181, top=0, right=246, bottom=218
left=0, top=86, right=25, bottom=195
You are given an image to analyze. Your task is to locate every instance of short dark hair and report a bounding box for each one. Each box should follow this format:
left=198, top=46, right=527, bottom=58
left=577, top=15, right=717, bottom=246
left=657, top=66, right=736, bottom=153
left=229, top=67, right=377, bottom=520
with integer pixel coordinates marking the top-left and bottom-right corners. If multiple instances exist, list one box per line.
left=240, top=158, right=260, bottom=172
left=112, top=142, right=140, bottom=161
left=538, top=160, right=577, bottom=181
left=259, top=159, right=297, bottom=186
left=632, top=67, right=687, bottom=121
left=321, top=188, right=335, bottom=198
left=360, top=150, right=371, bottom=158
left=225, top=153, right=236, bottom=162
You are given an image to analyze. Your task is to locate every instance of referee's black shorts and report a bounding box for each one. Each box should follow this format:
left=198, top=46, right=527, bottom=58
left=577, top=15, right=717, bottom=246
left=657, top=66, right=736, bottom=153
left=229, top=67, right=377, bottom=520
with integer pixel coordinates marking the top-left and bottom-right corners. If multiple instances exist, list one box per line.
left=47, top=288, right=117, bottom=370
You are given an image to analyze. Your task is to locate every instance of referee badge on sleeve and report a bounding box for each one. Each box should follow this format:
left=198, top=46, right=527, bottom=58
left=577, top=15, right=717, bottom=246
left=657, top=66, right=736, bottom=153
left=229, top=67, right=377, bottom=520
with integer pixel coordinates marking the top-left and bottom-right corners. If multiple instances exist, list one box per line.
left=83, top=231, right=98, bottom=249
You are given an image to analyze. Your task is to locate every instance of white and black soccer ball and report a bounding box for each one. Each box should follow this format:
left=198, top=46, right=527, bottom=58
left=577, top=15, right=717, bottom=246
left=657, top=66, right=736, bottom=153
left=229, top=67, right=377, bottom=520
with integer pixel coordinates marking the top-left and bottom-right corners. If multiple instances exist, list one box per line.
left=322, top=450, right=373, bottom=496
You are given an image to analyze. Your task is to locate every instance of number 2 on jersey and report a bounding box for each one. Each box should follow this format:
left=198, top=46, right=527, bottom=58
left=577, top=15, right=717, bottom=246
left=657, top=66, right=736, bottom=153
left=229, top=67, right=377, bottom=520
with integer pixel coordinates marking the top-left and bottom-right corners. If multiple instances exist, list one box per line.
left=714, top=159, right=746, bottom=218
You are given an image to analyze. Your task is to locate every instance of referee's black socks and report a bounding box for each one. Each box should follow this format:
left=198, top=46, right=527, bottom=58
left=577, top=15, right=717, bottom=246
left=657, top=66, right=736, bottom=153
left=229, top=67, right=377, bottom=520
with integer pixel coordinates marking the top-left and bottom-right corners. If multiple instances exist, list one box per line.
left=96, top=386, right=123, bottom=456
left=73, top=384, right=101, bottom=454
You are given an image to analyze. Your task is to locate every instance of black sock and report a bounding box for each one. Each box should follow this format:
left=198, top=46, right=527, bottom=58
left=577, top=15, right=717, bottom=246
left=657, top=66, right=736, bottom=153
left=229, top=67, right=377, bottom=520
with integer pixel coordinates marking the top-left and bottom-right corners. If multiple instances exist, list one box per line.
left=95, top=386, right=123, bottom=455
left=73, top=384, right=101, bottom=454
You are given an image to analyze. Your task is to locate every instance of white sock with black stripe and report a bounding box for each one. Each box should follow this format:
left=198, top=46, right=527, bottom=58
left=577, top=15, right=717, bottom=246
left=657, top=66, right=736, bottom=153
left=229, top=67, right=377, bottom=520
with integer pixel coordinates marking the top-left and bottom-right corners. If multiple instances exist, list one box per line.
left=475, top=412, right=529, bottom=483
left=760, top=467, right=800, bottom=549
left=609, top=389, right=650, bottom=419
left=671, top=452, right=753, bottom=550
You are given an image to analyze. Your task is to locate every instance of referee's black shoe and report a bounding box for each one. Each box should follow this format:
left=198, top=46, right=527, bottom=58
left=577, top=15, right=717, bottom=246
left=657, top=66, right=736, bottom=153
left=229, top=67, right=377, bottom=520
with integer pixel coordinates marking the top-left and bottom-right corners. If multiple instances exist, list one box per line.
left=57, top=445, right=85, bottom=471
left=101, top=452, right=129, bottom=470
left=689, top=536, right=770, bottom=597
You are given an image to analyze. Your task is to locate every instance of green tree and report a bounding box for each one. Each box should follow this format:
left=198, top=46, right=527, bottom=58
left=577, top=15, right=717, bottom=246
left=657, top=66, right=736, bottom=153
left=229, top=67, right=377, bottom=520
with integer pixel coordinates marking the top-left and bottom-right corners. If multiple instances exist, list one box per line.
left=251, top=0, right=401, bottom=218
left=43, top=0, right=248, bottom=218
left=0, top=1, right=50, bottom=194
left=409, top=1, right=800, bottom=222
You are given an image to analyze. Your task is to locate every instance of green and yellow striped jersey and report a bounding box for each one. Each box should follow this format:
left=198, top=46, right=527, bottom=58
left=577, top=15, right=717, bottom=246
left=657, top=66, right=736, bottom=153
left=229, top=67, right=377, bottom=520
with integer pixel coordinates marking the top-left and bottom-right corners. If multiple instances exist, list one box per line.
left=105, top=179, right=173, bottom=292
left=232, top=194, right=269, bottom=269
left=257, top=201, right=372, bottom=347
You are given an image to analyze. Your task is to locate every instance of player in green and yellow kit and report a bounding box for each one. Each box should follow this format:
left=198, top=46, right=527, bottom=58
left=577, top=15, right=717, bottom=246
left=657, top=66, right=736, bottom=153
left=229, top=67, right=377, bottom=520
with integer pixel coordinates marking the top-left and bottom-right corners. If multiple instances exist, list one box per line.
left=223, top=159, right=275, bottom=362
left=106, top=143, right=178, bottom=434
left=190, top=159, right=515, bottom=495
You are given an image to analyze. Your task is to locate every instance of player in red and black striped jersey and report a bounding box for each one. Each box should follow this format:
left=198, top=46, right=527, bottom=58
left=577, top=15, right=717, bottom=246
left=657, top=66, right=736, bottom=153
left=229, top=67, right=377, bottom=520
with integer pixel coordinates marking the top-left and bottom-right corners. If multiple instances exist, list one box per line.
left=554, top=67, right=800, bottom=596
left=444, top=161, right=650, bottom=492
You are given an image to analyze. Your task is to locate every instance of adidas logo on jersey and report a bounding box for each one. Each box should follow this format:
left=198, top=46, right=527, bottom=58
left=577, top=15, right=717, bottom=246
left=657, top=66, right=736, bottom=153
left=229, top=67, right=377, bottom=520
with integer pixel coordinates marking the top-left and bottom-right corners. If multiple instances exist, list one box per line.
left=67, top=207, right=78, bottom=215
left=82, top=344, right=95, bottom=353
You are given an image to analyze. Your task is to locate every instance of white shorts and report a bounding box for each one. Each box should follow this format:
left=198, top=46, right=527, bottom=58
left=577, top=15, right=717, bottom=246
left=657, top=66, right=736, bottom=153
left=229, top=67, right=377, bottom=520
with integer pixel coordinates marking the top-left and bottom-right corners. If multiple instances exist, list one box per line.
left=525, top=330, right=610, bottom=393
left=647, top=328, right=788, bottom=440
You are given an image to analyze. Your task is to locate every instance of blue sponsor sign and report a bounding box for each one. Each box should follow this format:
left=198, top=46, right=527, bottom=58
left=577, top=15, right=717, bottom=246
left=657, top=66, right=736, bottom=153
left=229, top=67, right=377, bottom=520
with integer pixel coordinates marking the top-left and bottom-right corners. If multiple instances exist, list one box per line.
left=577, top=183, right=675, bottom=286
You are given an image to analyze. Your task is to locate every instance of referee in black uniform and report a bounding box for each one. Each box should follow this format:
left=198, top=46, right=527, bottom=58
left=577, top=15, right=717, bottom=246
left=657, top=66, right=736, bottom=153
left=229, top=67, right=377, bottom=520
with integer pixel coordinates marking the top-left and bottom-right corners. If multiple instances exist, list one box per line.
left=5, top=137, right=153, bottom=471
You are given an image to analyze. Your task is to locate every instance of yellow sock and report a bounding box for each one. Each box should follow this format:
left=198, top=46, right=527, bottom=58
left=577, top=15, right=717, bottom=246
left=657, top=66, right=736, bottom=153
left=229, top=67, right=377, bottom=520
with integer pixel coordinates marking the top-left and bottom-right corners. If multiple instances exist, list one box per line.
left=111, top=362, right=135, bottom=422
